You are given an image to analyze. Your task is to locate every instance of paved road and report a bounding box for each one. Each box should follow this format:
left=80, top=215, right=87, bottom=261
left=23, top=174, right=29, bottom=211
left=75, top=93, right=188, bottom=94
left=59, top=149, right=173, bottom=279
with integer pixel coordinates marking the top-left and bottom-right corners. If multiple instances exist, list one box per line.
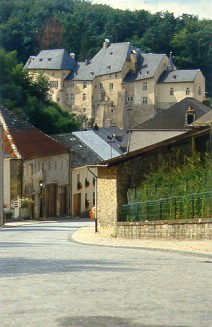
left=0, top=220, right=211, bottom=327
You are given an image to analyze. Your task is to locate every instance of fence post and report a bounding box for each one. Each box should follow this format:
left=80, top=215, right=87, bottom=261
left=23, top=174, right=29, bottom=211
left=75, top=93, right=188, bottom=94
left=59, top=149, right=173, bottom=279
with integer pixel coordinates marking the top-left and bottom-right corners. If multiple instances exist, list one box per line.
left=191, top=195, right=194, bottom=218
left=160, top=200, right=162, bottom=220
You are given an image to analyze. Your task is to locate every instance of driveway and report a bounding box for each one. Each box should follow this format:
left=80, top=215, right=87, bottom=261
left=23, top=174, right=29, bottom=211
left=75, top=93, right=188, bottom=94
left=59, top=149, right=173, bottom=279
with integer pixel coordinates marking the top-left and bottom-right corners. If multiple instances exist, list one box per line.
left=0, top=220, right=211, bottom=327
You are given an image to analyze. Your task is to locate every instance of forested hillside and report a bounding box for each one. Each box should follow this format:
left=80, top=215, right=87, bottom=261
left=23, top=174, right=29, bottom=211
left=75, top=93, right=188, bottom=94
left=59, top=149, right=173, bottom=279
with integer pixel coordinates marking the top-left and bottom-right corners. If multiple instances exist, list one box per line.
left=0, top=0, right=211, bottom=97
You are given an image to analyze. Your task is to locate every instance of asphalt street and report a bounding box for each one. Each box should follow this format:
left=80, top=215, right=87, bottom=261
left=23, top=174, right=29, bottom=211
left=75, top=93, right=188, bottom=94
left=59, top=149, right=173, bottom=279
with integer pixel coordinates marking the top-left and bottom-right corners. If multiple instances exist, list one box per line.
left=0, top=220, right=211, bottom=327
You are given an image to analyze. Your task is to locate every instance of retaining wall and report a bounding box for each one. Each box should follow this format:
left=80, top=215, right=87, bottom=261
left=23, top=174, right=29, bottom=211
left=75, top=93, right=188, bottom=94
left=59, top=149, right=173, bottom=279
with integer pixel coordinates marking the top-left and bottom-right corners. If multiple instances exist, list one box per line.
left=116, top=218, right=212, bottom=240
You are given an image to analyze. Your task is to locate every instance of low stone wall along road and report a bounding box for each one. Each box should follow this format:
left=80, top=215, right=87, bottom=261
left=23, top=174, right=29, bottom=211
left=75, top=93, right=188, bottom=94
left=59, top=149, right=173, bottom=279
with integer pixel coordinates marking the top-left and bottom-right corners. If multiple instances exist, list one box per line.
left=0, top=220, right=212, bottom=327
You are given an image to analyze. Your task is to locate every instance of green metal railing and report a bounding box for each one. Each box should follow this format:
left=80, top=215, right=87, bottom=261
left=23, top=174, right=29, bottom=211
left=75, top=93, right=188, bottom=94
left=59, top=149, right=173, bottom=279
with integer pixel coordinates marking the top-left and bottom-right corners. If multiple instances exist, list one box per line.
left=122, top=190, right=212, bottom=222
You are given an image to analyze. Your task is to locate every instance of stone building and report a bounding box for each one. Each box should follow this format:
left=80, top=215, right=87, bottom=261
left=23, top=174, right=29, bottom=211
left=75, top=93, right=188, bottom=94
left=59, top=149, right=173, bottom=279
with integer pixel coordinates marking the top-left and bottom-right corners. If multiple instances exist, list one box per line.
left=92, top=126, right=211, bottom=237
left=25, top=41, right=205, bottom=130
left=0, top=106, right=69, bottom=219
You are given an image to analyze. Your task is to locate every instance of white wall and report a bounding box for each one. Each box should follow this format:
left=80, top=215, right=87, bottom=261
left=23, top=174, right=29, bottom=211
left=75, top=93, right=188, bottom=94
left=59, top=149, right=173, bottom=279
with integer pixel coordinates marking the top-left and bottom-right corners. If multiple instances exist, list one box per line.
left=129, top=130, right=186, bottom=152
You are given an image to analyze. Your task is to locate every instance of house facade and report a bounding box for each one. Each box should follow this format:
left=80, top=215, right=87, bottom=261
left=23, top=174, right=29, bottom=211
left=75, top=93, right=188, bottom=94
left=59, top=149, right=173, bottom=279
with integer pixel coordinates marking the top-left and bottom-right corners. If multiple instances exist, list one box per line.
left=0, top=106, right=70, bottom=219
left=25, top=41, right=205, bottom=130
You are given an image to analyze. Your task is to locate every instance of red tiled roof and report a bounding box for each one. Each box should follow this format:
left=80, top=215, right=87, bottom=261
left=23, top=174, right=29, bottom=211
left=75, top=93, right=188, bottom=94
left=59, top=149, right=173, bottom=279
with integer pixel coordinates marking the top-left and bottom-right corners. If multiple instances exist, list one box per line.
left=10, top=128, right=69, bottom=159
left=0, top=106, right=69, bottom=160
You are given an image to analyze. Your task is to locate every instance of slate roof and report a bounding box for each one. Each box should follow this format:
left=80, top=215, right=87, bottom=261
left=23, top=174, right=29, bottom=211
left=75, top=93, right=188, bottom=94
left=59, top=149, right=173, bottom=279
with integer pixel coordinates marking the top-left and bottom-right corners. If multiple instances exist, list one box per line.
left=158, top=69, right=201, bottom=83
left=191, top=110, right=212, bottom=126
left=25, top=49, right=77, bottom=70
left=0, top=106, right=69, bottom=160
left=51, top=133, right=102, bottom=168
left=132, top=98, right=211, bottom=130
left=73, top=130, right=122, bottom=160
left=123, top=53, right=166, bottom=83
left=92, top=126, right=211, bottom=167
left=66, top=42, right=137, bottom=81
left=88, top=126, right=128, bottom=153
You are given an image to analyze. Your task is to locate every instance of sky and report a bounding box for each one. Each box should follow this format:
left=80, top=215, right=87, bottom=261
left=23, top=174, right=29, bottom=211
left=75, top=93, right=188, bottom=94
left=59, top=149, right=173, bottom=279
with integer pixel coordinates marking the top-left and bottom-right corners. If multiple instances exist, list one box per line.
left=91, top=0, right=212, bottom=20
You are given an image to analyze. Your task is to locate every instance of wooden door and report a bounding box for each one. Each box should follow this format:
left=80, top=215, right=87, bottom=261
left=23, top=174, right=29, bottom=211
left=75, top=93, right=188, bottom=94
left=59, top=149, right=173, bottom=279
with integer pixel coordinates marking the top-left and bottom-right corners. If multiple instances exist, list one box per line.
left=60, top=186, right=68, bottom=216
left=46, top=184, right=57, bottom=218
left=73, top=193, right=81, bottom=217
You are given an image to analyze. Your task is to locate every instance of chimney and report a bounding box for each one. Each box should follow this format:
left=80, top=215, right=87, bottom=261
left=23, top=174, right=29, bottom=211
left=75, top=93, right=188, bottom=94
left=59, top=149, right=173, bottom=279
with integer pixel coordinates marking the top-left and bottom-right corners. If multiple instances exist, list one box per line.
left=85, top=59, right=89, bottom=65
left=130, top=50, right=137, bottom=72
left=70, top=53, right=75, bottom=60
left=103, top=39, right=110, bottom=49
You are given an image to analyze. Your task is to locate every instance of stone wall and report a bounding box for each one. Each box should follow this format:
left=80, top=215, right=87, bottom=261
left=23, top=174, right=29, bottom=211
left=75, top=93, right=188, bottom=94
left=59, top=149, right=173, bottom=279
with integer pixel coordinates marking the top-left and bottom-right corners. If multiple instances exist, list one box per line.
left=96, top=130, right=210, bottom=237
left=96, top=167, right=117, bottom=235
left=116, top=218, right=212, bottom=240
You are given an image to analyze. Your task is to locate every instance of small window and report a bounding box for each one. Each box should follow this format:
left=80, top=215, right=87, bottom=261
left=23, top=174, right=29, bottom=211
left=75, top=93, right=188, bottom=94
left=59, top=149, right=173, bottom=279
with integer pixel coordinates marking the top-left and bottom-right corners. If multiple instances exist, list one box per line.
left=68, top=81, right=74, bottom=88
left=66, top=94, right=69, bottom=104
left=77, top=174, right=80, bottom=183
left=70, top=94, right=74, bottom=103
left=170, top=87, right=174, bottom=95
left=83, top=107, right=86, bottom=112
left=57, top=98, right=60, bottom=102
left=109, top=83, right=113, bottom=91
left=50, top=81, right=58, bottom=88
left=143, top=83, right=147, bottom=91
left=83, top=81, right=87, bottom=89
left=93, top=192, right=95, bottom=206
left=83, top=94, right=87, bottom=100
left=198, top=86, right=202, bottom=95
left=100, top=83, right=103, bottom=90
left=142, top=97, right=148, bottom=104
left=186, top=88, right=190, bottom=95
left=127, top=96, right=133, bottom=103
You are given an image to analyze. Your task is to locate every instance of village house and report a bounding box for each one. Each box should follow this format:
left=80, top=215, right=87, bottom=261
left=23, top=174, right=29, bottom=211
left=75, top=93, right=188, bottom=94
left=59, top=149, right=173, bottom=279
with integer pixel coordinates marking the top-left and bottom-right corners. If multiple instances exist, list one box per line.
left=52, top=126, right=128, bottom=217
left=128, top=97, right=211, bottom=151
left=25, top=40, right=205, bottom=130
left=0, top=106, right=70, bottom=220
left=91, top=124, right=212, bottom=239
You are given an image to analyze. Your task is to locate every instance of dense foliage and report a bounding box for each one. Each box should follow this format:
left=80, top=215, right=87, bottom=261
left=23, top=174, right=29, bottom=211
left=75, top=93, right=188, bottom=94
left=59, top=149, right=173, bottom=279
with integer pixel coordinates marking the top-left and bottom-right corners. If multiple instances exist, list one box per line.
left=130, top=149, right=212, bottom=203
left=0, top=0, right=211, bottom=96
left=0, top=48, right=81, bottom=134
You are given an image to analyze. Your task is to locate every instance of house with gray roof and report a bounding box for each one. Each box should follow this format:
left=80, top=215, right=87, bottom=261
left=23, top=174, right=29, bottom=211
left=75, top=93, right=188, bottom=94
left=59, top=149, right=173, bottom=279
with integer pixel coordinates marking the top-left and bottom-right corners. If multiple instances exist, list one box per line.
left=52, top=126, right=128, bottom=217
left=25, top=41, right=205, bottom=130
left=128, top=97, right=211, bottom=151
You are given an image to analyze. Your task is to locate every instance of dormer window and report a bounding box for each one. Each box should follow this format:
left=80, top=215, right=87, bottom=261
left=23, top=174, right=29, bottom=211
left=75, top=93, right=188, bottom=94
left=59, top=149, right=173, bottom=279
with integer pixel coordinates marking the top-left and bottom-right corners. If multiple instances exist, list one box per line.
left=48, top=58, right=52, bottom=61
left=172, top=75, right=177, bottom=80
left=107, top=65, right=111, bottom=70
left=90, top=72, right=94, bottom=76
left=185, top=105, right=195, bottom=125
left=109, top=52, right=113, bottom=55
left=39, top=58, right=43, bottom=62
